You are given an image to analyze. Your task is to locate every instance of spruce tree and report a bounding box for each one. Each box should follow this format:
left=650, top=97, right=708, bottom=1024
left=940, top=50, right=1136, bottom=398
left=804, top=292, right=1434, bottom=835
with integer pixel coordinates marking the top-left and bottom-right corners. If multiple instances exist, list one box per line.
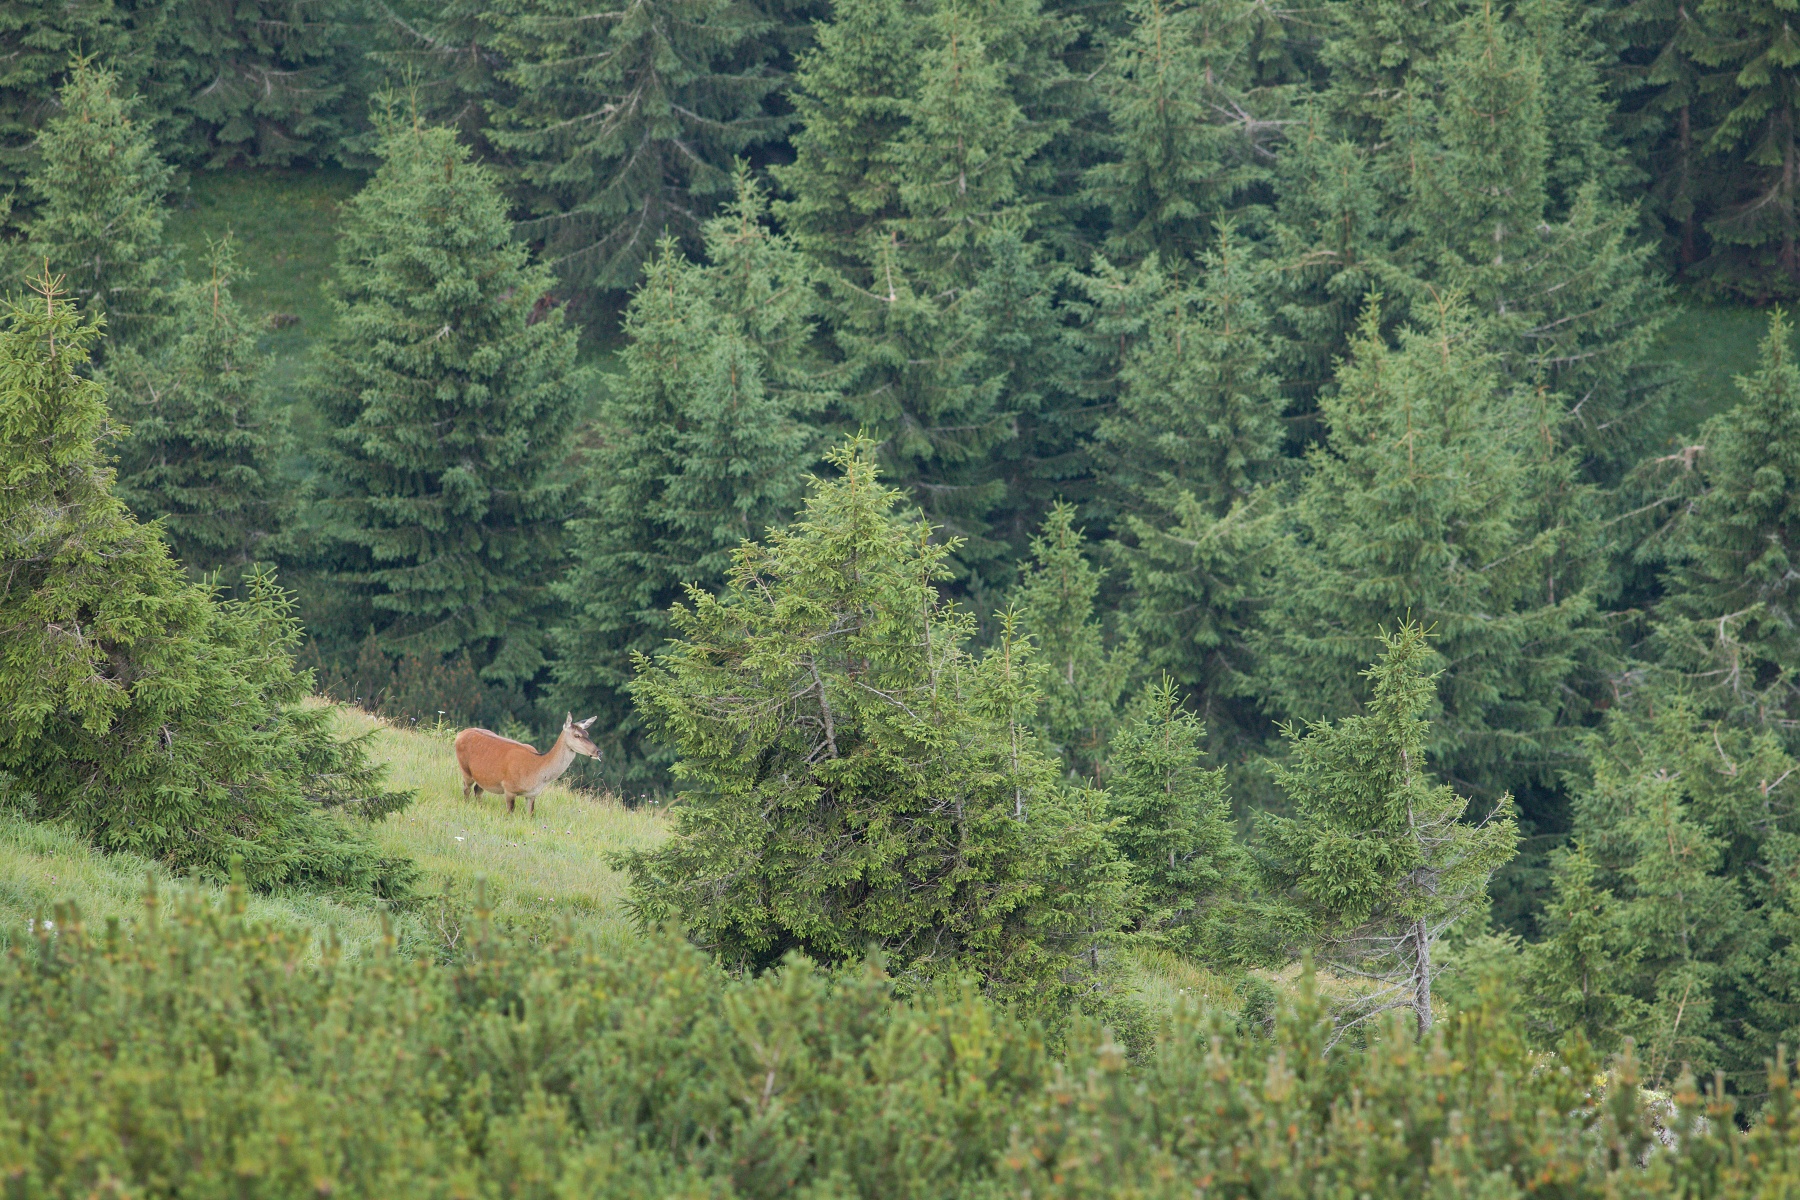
left=1568, top=695, right=1765, bottom=1083
left=24, top=58, right=179, bottom=348
left=1258, top=624, right=1518, bottom=1036
left=1653, top=311, right=1800, bottom=732
left=0, top=2, right=178, bottom=201
left=106, top=236, right=285, bottom=580
left=775, top=0, right=1074, bottom=586
left=158, top=0, right=368, bottom=167
left=625, top=439, right=1133, bottom=1010
left=310, top=119, right=584, bottom=689
left=1691, top=0, right=1800, bottom=294
left=1520, top=844, right=1644, bottom=1051
left=1082, top=0, right=1276, bottom=270
left=1401, top=13, right=1672, bottom=475
left=1253, top=302, right=1602, bottom=794
left=1106, top=676, right=1267, bottom=959
left=554, top=175, right=824, bottom=779
left=1014, top=504, right=1137, bottom=777
left=0, top=274, right=412, bottom=893
left=484, top=0, right=784, bottom=295
left=1092, top=224, right=1285, bottom=521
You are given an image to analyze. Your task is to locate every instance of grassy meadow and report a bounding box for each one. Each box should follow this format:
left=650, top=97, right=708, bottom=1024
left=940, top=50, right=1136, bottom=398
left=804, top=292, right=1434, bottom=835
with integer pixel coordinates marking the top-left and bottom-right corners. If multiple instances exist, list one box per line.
left=1, top=701, right=1256, bottom=1019
left=0, top=704, right=666, bottom=959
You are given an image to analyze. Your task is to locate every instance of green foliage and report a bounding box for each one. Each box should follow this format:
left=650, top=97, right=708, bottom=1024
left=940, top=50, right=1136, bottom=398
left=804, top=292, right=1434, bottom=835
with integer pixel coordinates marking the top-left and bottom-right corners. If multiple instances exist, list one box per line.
left=19, top=887, right=1800, bottom=1198
left=1563, top=690, right=1800, bottom=1087
left=160, top=0, right=370, bottom=168
left=1520, top=843, right=1645, bottom=1051
left=23, top=58, right=179, bottom=349
left=1253, top=303, right=1602, bottom=793
left=1105, top=677, right=1272, bottom=959
left=1092, top=225, right=1286, bottom=521
left=1258, top=624, right=1518, bottom=1034
left=309, top=118, right=585, bottom=690
left=1013, top=504, right=1136, bottom=777
left=0, top=279, right=411, bottom=893
left=1082, top=0, right=1278, bottom=269
left=106, top=235, right=286, bottom=579
left=483, top=0, right=785, bottom=296
left=625, top=440, right=1132, bottom=1014
left=1652, top=310, right=1800, bottom=733
left=0, top=2, right=168, bottom=200
left=555, top=174, right=824, bottom=782
left=775, top=0, right=1076, bottom=585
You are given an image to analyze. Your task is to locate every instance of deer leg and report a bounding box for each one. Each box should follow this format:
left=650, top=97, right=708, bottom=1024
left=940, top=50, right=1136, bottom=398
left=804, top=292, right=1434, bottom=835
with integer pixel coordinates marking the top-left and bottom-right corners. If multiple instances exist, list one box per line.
left=529, top=792, right=537, bottom=818
left=461, top=774, right=474, bottom=800
left=505, top=791, right=516, bottom=815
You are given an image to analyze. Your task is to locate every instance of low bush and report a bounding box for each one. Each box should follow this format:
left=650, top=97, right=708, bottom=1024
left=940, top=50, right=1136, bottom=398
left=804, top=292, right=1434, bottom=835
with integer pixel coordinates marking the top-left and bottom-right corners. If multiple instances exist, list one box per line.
left=6, top=881, right=1800, bottom=1199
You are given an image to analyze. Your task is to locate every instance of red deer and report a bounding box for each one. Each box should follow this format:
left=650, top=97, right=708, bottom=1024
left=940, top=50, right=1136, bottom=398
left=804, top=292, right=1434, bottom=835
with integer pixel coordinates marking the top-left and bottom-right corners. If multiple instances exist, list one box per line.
left=454, top=714, right=600, bottom=816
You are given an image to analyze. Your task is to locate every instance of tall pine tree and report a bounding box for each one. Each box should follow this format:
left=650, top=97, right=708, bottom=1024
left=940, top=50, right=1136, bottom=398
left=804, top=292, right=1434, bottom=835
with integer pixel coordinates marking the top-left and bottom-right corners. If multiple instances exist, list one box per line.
left=309, top=118, right=584, bottom=691
left=625, top=439, right=1133, bottom=1013
left=1082, top=0, right=1278, bottom=271
left=106, top=236, right=285, bottom=580
left=1014, top=504, right=1137, bottom=778
left=1652, top=311, right=1800, bottom=733
left=24, top=58, right=179, bottom=349
left=554, top=174, right=824, bottom=778
left=485, top=0, right=784, bottom=296
left=0, top=273, right=412, bottom=894
left=1259, top=624, right=1518, bottom=1036
left=1253, top=302, right=1602, bottom=796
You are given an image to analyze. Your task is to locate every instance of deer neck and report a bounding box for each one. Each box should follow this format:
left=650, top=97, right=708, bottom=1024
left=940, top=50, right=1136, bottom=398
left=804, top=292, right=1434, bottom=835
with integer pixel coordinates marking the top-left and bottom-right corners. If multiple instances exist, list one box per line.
left=536, top=730, right=579, bottom=783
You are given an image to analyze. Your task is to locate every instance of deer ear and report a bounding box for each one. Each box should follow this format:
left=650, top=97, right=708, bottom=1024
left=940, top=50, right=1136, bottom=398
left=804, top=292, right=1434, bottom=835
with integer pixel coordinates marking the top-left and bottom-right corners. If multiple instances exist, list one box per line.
left=577, top=716, right=596, bottom=730
left=563, top=711, right=573, bottom=728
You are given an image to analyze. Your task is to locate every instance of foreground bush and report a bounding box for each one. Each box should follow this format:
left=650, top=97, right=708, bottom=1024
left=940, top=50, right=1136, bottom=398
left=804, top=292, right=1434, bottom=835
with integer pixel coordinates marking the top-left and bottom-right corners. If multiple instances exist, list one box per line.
left=6, top=884, right=1800, bottom=1198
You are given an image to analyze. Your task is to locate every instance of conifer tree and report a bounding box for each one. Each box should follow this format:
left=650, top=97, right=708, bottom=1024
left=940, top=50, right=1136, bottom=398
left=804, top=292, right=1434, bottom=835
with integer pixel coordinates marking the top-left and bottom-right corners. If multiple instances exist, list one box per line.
left=1691, top=0, right=1800, bottom=294
left=24, top=59, right=179, bottom=348
left=484, top=0, right=784, bottom=295
left=1014, top=504, right=1137, bottom=777
left=159, top=0, right=368, bottom=167
left=1082, top=0, right=1276, bottom=270
left=626, top=439, right=1132, bottom=1009
left=1093, top=225, right=1285, bottom=521
left=1401, top=13, right=1672, bottom=475
left=1520, top=844, right=1644, bottom=1051
left=310, top=119, right=584, bottom=689
left=106, top=236, right=285, bottom=580
left=0, top=274, right=412, bottom=893
left=1265, top=119, right=1404, bottom=421
left=1253, top=302, right=1601, bottom=794
left=1568, top=695, right=1764, bottom=1082
left=769, top=0, right=922, bottom=277
left=554, top=175, right=824, bottom=777
left=1106, top=676, right=1266, bottom=959
left=0, top=3, right=133, bottom=197
left=776, top=0, right=1073, bottom=584
left=1653, top=312, right=1800, bottom=732
left=1258, top=624, right=1518, bottom=1036
left=1609, top=0, right=1716, bottom=267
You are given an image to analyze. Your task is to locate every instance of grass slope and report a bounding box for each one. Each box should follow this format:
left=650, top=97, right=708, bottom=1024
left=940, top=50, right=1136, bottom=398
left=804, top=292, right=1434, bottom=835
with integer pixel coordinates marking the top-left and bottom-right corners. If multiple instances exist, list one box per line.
left=2, top=701, right=1249, bottom=1020
left=0, top=704, right=666, bottom=957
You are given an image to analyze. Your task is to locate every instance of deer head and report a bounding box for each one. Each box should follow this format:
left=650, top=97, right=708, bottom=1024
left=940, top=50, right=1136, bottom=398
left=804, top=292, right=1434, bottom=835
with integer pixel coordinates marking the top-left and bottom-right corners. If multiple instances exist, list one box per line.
left=563, top=712, right=602, bottom=759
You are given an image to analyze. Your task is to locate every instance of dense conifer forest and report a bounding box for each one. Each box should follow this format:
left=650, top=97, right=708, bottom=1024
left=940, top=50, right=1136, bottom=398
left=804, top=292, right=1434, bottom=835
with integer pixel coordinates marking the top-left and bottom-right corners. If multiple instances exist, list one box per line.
left=9, top=0, right=1800, bottom=1190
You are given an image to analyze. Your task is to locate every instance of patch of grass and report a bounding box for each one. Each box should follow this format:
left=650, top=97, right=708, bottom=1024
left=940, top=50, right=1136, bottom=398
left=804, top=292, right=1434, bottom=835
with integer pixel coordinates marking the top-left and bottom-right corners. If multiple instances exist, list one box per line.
left=164, top=167, right=365, bottom=404
left=329, top=705, right=669, bottom=947
left=0, top=701, right=669, bottom=957
left=0, top=810, right=397, bottom=956
left=1654, top=295, right=1795, bottom=442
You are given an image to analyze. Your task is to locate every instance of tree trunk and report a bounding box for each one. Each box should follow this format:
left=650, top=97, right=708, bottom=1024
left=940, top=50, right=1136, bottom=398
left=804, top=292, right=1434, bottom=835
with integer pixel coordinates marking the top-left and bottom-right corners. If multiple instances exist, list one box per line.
left=1412, top=916, right=1433, bottom=1036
